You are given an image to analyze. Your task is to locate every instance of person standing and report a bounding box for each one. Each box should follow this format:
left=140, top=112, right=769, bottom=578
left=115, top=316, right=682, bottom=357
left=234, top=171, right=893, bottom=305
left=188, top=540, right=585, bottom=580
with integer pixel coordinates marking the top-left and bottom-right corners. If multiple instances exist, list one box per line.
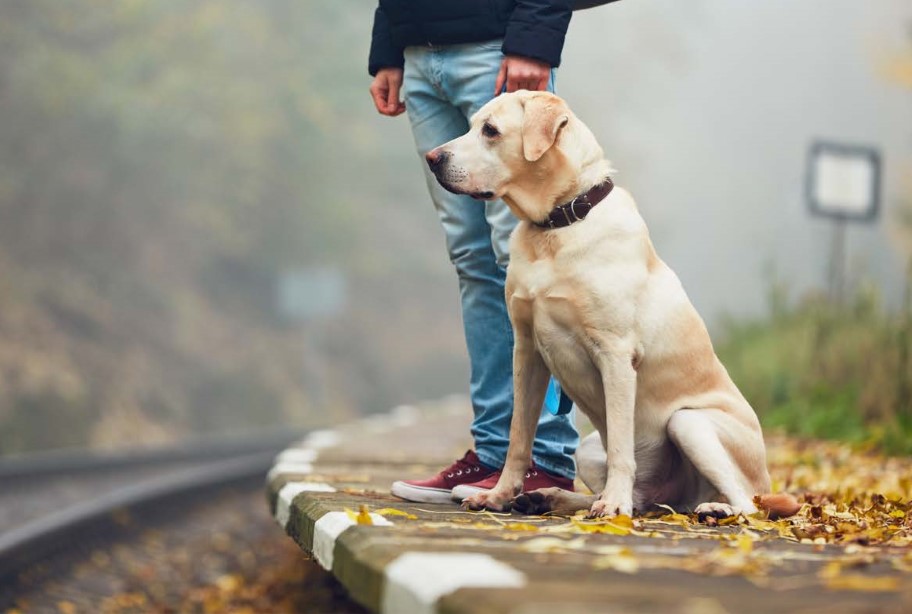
left=368, top=1, right=579, bottom=504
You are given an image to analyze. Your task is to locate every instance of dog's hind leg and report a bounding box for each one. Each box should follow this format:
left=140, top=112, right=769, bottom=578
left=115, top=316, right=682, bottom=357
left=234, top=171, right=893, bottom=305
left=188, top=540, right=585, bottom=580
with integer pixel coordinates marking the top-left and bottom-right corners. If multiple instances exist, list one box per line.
left=576, top=430, right=607, bottom=493
left=666, top=409, right=760, bottom=516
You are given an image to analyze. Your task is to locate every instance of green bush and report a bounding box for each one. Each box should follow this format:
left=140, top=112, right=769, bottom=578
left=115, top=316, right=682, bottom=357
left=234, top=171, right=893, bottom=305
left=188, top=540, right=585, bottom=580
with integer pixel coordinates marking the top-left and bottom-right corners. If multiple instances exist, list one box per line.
left=717, top=284, right=912, bottom=455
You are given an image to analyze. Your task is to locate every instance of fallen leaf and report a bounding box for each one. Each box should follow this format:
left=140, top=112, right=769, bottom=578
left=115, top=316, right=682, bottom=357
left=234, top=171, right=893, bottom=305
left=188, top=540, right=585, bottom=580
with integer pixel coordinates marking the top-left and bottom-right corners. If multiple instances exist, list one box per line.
left=374, top=508, right=418, bottom=520
left=344, top=506, right=374, bottom=525
left=593, top=548, right=639, bottom=574
left=503, top=523, right=540, bottom=532
left=824, top=574, right=900, bottom=592
left=571, top=518, right=630, bottom=536
left=520, top=537, right=589, bottom=553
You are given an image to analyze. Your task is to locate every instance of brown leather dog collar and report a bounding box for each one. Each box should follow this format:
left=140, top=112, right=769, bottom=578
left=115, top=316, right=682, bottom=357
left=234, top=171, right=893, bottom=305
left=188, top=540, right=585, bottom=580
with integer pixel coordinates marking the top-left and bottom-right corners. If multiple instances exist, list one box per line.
left=532, top=178, right=614, bottom=229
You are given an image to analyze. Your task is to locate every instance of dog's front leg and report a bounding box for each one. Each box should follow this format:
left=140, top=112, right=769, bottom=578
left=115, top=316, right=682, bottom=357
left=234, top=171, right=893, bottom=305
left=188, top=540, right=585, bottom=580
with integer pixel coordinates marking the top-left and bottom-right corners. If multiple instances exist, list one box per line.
left=589, top=344, right=637, bottom=518
left=462, top=330, right=550, bottom=512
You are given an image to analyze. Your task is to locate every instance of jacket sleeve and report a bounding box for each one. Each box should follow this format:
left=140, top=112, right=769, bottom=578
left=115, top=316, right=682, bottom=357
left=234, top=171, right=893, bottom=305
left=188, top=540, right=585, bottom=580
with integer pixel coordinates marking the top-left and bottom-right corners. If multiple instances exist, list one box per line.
left=368, top=6, right=404, bottom=76
left=502, top=0, right=573, bottom=68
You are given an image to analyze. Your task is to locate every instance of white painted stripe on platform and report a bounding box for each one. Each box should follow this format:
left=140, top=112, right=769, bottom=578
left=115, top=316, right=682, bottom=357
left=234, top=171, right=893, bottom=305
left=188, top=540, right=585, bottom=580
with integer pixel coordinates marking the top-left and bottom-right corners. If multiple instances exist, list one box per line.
left=275, top=482, right=337, bottom=528
left=390, top=404, right=419, bottom=427
left=304, top=429, right=341, bottom=450
left=266, top=461, right=314, bottom=482
left=381, top=552, right=526, bottom=614
left=313, top=511, right=393, bottom=570
left=363, top=414, right=392, bottom=433
left=276, top=448, right=318, bottom=464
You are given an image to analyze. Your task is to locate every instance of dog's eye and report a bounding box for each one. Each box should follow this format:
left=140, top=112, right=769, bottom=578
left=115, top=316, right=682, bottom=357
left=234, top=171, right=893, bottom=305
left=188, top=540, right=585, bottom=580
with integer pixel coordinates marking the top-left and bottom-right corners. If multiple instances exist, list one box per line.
left=482, top=122, right=500, bottom=139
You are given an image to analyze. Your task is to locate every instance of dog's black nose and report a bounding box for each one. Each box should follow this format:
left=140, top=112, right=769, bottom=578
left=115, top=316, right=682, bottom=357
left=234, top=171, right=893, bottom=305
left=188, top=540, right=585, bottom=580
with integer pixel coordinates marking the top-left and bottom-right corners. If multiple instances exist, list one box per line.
left=425, top=149, right=449, bottom=172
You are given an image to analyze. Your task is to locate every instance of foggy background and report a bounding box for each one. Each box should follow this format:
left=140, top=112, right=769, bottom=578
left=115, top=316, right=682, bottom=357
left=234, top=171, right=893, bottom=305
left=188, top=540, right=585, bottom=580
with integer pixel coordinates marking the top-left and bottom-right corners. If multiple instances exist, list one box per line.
left=0, top=0, right=909, bottom=455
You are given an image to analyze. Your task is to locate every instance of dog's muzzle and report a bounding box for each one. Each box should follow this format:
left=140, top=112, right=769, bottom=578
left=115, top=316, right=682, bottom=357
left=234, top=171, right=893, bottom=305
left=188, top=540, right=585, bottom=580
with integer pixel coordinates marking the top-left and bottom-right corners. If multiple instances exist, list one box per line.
left=425, top=148, right=449, bottom=174
left=425, top=149, right=493, bottom=200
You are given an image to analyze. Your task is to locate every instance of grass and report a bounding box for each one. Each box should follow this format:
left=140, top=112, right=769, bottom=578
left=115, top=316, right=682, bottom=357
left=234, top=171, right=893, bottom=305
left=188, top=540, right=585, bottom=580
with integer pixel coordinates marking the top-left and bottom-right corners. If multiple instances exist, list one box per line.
left=716, top=282, right=912, bottom=455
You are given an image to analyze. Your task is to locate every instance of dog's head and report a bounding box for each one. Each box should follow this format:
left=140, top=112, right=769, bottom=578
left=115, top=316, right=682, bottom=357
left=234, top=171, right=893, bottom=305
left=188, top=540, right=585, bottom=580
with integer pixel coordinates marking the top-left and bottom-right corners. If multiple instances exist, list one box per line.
left=425, top=91, right=606, bottom=222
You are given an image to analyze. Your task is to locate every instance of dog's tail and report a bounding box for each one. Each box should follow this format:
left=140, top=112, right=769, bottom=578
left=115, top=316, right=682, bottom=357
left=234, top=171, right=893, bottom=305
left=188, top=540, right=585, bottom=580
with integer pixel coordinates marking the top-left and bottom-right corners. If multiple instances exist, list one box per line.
left=755, top=493, right=801, bottom=519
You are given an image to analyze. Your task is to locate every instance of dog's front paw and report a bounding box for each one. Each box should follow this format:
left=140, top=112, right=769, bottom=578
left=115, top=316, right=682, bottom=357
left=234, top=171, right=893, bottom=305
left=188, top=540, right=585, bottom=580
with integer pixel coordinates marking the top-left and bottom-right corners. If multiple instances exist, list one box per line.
left=694, top=502, right=738, bottom=523
left=462, top=490, right=512, bottom=513
left=588, top=494, right=633, bottom=519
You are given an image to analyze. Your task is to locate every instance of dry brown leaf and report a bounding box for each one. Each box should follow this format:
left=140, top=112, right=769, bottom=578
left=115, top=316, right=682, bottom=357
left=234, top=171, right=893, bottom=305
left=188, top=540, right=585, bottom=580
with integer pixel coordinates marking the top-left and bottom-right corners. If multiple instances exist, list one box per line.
left=824, top=574, right=900, bottom=592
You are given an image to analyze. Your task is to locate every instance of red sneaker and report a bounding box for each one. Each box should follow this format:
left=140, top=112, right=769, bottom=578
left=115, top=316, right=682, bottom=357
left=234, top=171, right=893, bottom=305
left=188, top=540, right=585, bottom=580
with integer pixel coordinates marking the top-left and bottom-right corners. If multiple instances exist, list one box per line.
left=451, top=465, right=574, bottom=502
left=390, top=450, right=496, bottom=504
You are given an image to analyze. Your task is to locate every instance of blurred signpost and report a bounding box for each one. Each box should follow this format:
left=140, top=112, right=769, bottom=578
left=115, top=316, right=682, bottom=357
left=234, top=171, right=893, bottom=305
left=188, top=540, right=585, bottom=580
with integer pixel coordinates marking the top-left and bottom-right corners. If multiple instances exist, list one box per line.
left=806, top=141, right=881, bottom=302
left=277, top=266, right=347, bottom=323
left=276, top=266, right=348, bottom=409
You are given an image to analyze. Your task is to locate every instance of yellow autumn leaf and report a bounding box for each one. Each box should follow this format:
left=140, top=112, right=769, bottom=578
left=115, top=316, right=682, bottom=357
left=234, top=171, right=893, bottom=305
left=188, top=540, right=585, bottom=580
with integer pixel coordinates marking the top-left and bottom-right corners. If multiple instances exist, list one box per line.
left=356, top=504, right=373, bottom=525
left=658, top=513, right=693, bottom=526
left=824, top=574, right=900, bottom=592
left=890, top=556, right=912, bottom=572
left=744, top=515, right=781, bottom=532
left=344, top=506, right=374, bottom=525
left=593, top=548, right=640, bottom=574
left=819, top=561, right=843, bottom=579
left=625, top=514, right=641, bottom=527
left=520, top=537, right=589, bottom=553
left=374, top=508, right=418, bottom=520
left=504, top=523, right=540, bottom=532
left=571, top=518, right=631, bottom=536
left=467, top=521, right=500, bottom=530
left=735, top=534, right=753, bottom=554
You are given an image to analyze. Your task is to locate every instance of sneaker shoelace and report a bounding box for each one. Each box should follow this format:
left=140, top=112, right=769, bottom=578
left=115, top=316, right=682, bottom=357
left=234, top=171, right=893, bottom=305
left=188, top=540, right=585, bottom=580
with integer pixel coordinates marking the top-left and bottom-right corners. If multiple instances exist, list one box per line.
left=443, top=452, right=485, bottom=479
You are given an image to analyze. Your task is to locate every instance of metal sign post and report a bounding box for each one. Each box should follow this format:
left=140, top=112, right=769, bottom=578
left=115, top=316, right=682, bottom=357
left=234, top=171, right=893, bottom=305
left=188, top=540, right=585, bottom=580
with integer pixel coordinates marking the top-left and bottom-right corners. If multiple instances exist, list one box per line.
left=275, top=266, right=349, bottom=409
left=806, top=141, right=881, bottom=302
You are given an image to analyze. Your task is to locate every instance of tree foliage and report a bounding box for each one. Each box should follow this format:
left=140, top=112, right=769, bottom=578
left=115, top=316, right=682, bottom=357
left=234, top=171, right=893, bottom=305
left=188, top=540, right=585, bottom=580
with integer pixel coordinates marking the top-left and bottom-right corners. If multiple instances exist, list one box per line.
left=0, top=0, right=465, bottom=452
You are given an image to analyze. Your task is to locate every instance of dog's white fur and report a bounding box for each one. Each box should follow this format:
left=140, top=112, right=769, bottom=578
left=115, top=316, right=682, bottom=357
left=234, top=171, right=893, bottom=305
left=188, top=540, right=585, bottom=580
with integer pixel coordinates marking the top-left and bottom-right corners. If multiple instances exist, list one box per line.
left=426, top=91, right=771, bottom=518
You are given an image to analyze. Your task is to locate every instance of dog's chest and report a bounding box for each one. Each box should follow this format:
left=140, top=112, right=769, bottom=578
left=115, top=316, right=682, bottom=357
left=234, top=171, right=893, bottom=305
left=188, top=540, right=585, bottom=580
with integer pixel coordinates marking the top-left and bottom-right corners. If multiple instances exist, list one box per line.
left=507, top=235, right=646, bottom=376
left=508, top=259, right=599, bottom=348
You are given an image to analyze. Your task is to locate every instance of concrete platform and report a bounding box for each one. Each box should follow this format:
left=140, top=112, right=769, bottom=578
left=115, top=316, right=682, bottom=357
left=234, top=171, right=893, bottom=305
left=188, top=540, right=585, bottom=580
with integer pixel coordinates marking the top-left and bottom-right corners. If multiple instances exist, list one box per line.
left=267, top=398, right=912, bottom=614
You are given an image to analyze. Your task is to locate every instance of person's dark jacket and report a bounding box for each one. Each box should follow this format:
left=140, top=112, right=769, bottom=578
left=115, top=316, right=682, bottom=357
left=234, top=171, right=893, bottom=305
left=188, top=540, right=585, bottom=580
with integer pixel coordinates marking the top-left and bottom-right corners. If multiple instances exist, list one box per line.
left=369, top=0, right=573, bottom=76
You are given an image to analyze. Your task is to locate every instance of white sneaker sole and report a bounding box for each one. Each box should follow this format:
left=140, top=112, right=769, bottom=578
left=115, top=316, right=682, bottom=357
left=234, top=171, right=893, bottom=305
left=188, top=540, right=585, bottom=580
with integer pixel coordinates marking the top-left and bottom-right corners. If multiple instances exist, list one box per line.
left=451, top=484, right=487, bottom=501
left=390, top=481, right=455, bottom=504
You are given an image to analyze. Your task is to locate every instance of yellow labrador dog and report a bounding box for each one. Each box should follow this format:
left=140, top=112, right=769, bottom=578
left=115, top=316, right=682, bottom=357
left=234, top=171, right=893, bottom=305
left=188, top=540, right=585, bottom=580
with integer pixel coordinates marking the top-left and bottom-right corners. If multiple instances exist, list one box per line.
left=425, top=91, right=795, bottom=520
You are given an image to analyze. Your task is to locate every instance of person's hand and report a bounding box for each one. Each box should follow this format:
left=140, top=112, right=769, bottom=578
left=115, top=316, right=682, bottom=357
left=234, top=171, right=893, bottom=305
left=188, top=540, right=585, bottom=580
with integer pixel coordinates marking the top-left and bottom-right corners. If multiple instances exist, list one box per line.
left=495, top=55, right=551, bottom=95
left=370, top=68, right=406, bottom=116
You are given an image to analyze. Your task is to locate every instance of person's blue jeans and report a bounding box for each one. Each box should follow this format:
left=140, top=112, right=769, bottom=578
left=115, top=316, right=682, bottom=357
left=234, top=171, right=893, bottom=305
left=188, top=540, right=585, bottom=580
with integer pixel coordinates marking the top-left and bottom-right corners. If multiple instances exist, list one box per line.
left=402, top=41, right=578, bottom=479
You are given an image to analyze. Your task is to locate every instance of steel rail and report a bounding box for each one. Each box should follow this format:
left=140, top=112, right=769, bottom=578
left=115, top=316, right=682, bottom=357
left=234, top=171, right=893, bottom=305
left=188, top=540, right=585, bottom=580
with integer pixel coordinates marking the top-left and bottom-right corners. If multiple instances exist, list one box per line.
left=0, top=428, right=301, bottom=480
left=0, top=447, right=288, bottom=584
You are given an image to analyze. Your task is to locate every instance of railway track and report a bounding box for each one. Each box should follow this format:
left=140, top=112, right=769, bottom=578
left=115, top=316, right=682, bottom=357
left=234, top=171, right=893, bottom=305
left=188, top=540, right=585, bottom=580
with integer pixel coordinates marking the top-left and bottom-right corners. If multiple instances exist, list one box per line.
left=0, top=431, right=300, bottom=537
left=0, top=431, right=368, bottom=612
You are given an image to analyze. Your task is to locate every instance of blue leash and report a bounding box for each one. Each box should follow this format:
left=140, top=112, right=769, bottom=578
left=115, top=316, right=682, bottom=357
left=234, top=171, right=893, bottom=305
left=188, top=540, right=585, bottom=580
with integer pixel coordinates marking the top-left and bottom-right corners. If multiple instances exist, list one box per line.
left=544, top=378, right=574, bottom=415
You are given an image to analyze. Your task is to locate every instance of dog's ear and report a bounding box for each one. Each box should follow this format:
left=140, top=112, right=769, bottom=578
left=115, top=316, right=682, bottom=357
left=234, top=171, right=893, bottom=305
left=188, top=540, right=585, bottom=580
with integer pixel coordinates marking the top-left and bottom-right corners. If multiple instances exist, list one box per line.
left=521, top=95, right=570, bottom=162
